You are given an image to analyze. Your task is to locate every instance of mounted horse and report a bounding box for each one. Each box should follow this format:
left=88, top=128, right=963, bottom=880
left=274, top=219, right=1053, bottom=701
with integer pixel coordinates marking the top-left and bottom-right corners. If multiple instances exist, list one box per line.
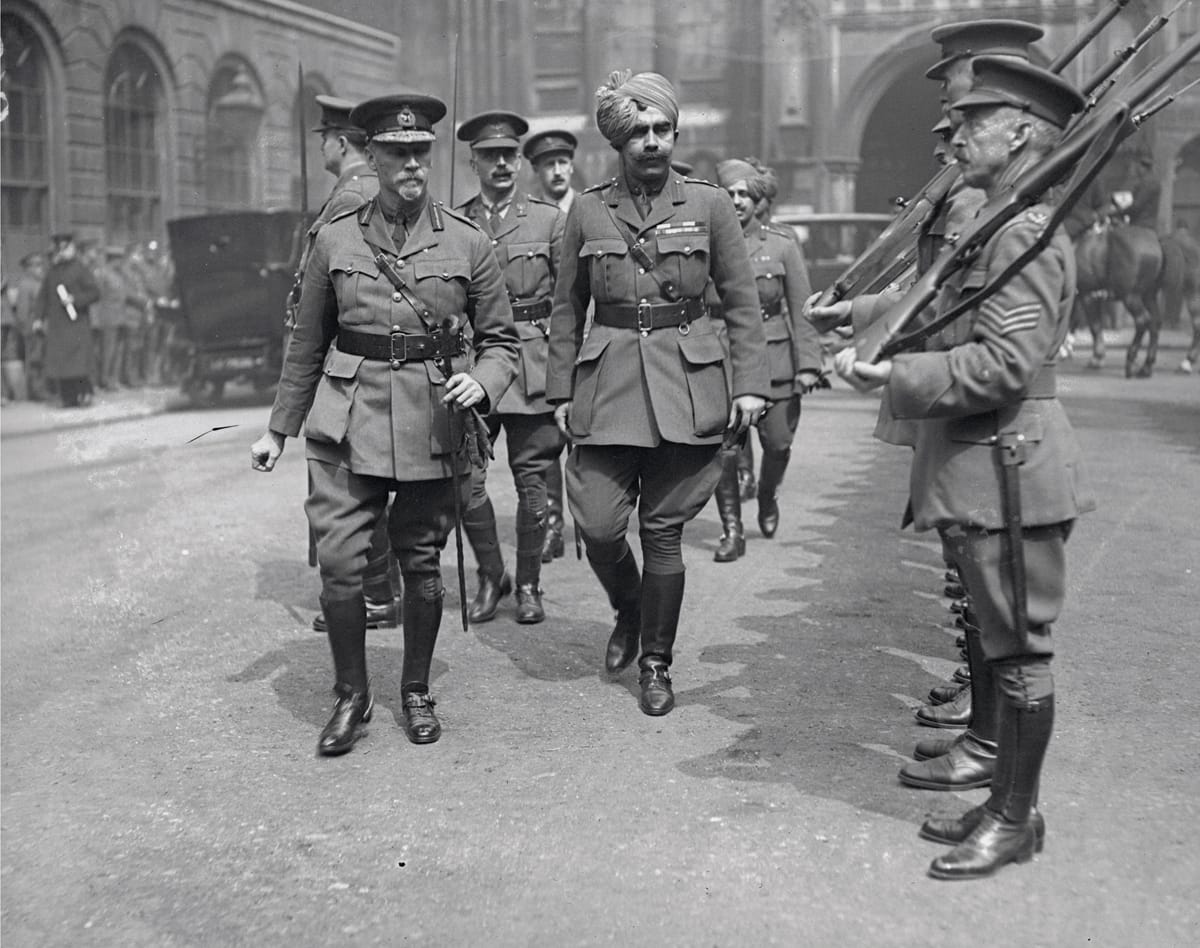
left=1073, top=212, right=1165, bottom=377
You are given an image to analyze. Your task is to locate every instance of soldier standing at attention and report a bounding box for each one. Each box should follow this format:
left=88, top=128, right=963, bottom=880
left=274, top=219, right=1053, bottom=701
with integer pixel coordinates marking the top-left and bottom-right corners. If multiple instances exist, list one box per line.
left=809, top=19, right=1047, bottom=798
left=453, top=112, right=566, bottom=624
left=522, top=128, right=580, bottom=562
left=251, top=93, right=519, bottom=755
left=546, top=70, right=768, bottom=716
left=836, top=59, right=1093, bottom=879
left=710, top=158, right=821, bottom=562
left=296, top=95, right=402, bottom=635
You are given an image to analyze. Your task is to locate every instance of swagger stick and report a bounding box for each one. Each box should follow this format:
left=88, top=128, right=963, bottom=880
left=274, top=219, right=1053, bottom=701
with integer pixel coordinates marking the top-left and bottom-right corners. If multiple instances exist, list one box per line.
left=447, top=33, right=469, bottom=630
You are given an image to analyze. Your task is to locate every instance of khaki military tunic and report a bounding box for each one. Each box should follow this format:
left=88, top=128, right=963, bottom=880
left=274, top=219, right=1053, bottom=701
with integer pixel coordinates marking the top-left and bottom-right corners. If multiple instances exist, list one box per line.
left=455, top=193, right=564, bottom=414
left=269, top=197, right=519, bottom=481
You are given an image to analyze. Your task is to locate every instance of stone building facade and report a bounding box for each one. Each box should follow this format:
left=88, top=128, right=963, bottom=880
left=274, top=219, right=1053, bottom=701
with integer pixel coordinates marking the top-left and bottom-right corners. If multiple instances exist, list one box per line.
left=4, top=0, right=1197, bottom=281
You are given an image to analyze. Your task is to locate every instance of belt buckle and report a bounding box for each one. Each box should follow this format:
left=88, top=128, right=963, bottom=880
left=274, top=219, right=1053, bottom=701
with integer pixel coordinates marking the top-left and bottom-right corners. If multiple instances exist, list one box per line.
left=389, top=331, right=407, bottom=368
left=636, top=301, right=653, bottom=337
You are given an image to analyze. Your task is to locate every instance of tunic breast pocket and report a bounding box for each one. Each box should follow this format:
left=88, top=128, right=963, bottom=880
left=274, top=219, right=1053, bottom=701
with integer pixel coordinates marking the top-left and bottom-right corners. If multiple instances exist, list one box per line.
left=753, top=260, right=783, bottom=309
left=579, top=238, right=628, bottom=301
left=305, top=348, right=365, bottom=444
left=505, top=240, right=552, bottom=297
left=678, top=329, right=729, bottom=437
left=412, top=258, right=472, bottom=319
left=330, top=253, right=381, bottom=326
left=656, top=233, right=710, bottom=299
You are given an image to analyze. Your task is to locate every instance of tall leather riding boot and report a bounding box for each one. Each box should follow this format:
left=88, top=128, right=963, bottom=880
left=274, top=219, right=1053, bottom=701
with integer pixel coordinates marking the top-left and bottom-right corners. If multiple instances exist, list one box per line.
left=542, top=462, right=566, bottom=563
left=400, top=588, right=444, bottom=744
left=756, top=448, right=791, bottom=538
left=929, top=685, right=1054, bottom=880
left=514, top=499, right=546, bottom=625
left=590, top=545, right=642, bottom=673
left=737, top=439, right=756, bottom=501
left=638, top=571, right=686, bottom=716
left=903, top=627, right=998, bottom=789
left=317, top=594, right=372, bottom=756
left=465, top=499, right=511, bottom=623
left=312, top=519, right=399, bottom=632
left=713, top=455, right=745, bottom=563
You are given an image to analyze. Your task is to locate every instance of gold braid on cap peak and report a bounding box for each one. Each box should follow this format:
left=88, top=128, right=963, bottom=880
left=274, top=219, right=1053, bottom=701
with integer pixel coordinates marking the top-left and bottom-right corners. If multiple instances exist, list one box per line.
left=595, top=69, right=679, bottom=147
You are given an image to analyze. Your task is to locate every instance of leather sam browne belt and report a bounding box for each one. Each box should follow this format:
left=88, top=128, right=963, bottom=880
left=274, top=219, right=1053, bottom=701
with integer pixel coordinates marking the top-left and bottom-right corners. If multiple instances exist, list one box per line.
left=593, top=298, right=706, bottom=334
left=337, top=327, right=464, bottom=366
left=511, top=298, right=552, bottom=322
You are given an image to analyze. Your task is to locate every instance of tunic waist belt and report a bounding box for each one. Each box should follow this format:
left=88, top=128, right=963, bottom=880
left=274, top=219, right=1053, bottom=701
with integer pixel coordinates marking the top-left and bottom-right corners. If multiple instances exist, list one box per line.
left=593, top=298, right=706, bottom=332
left=511, top=298, right=552, bottom=322
left=337, top=327, right=464, bottom=363
left=761, top=300, right=782, bottom=318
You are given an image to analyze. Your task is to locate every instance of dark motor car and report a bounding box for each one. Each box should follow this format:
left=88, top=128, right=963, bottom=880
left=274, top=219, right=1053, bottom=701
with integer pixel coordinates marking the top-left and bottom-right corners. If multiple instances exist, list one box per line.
left=167, top=210, right=307, bottom=403
left=771, top=209, right=894, bottom=295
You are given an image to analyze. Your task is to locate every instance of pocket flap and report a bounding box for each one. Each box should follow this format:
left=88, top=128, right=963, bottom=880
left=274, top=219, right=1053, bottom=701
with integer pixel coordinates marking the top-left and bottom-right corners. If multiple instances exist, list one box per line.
left=507, top=241, right=551, bottom=261
left=325, top=347, right=366, bottom=379
left=657, top=233, right=709, bottom=256
left=575, top=331, right=612, bottom=365
left=412, top=259, right=471, bottom=282
left=330, top=252, right=379, bottom=278
left=580, top=237, right=628, bottom=259
left=678, top=329, right=726, bottom=366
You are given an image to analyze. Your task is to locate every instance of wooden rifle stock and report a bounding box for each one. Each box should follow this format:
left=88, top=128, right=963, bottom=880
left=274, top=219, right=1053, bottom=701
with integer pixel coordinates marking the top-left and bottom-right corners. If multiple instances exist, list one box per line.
left=855, top=30, right=1200, bottom=364
left=815, top=0, right=1175, bottom=315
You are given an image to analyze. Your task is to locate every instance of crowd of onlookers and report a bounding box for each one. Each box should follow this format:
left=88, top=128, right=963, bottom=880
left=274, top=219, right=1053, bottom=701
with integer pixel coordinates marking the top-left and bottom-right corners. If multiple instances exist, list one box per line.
left=1, top=232, right=181, bottom=408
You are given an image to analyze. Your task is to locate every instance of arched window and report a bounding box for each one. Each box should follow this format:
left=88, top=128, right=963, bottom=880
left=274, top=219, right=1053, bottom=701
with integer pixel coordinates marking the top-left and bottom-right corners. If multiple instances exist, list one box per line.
left=105, top=43, right=165, bottom=245
left=1, top=13, right=51, bottom=254
left=205, top=64, right=264, bottom=212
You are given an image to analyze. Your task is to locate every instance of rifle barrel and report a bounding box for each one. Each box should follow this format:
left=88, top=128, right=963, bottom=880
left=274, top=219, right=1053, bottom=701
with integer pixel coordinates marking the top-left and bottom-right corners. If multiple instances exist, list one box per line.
left=1047, top=0, right=1130, bottom=73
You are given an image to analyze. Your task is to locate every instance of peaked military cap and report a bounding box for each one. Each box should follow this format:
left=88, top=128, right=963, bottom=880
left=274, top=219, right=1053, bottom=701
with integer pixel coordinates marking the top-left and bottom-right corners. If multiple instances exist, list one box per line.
left=522, top=129, right=577, bottom=163
left=931, top=115, right=954, bottom=137
left=926, top=18, right=1044, bottom=79
left=954, top=56, right=1084, bottom=129
left=311, top=95, right=359, bottom=133
left=457, top=110, right=529, bottom=149
left=350, top=94, right=446, bottom=144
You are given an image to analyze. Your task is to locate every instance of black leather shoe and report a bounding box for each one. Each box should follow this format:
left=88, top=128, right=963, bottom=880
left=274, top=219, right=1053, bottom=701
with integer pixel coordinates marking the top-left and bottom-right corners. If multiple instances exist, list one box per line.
left=468, top=572, right=512, bottom=624
left=899, top=736, right=996, bottom=790
left=949, top=598, right=969, bottom=615
left=952, top=663, right=971, bottom=684
left=713, top=529, right=745, bottom=562
left=313, top=595, right=398, bottom=632
left=541, top=529, right=565, bottom=563
left=401, top=691, right=441, bottom=744
left=944, top=581, right=966, bottom=599
left=916, top=685, right=971, bottom=729
left=515, top=583, right=545, bottom=624
left=638, top=658, right=675, bottom=716
left=757, top=497, right=780, bottom=538
left=927, top=809, right=1038, bottom=880
left=928, top=681, right=967, bottom=705
left=920, top=804, right=1045, bottom=852
left=913, top=732, right=961, bottom=761
left=317, top=684, right=373, bottom=756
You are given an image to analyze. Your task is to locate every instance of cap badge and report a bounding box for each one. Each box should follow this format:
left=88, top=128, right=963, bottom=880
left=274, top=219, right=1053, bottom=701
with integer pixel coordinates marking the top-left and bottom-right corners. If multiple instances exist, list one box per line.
left=398, top=107, right=416, bottom=129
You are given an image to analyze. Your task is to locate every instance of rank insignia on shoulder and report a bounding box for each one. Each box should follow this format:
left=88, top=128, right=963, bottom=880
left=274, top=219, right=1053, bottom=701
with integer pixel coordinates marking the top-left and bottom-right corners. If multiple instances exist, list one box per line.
left=1025, top=209, right=1049, bottom=225
left=583, top=178, right=617, bottom=194
left=656, top=221, right=707, bottom=237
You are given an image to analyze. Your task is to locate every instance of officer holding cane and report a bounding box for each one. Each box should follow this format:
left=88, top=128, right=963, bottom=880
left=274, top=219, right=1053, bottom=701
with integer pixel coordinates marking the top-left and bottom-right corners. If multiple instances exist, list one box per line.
left=251, top=92, right=519, bottom=756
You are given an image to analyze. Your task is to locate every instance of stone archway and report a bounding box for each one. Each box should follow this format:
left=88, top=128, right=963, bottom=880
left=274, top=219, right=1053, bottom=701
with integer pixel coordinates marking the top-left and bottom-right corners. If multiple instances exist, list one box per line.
left=854, top=57, right=942, bottom=213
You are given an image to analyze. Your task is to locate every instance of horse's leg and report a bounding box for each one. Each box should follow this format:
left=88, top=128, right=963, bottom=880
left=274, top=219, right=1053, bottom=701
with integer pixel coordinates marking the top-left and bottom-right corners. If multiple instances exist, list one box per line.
left=1137, top=290, right=1159, bottom=378
left=1083, top=295, right=1106, bottom=368
left=1183, top=292, right=1200, bottom=373
left=1125, top=295, right=1149, bottom=378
